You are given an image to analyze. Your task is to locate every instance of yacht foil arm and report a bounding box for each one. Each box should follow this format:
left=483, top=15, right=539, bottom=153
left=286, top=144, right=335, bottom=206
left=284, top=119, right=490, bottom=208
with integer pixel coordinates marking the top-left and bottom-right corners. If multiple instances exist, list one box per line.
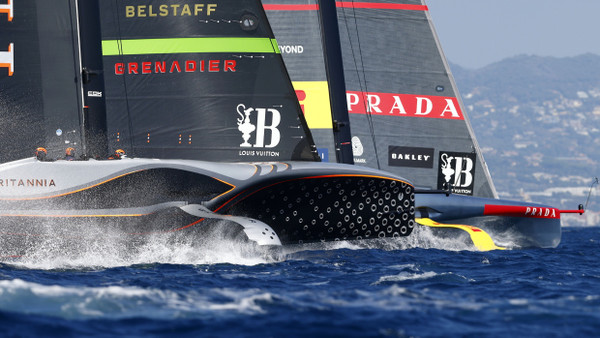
left=180, top=204, right=282, bottom=246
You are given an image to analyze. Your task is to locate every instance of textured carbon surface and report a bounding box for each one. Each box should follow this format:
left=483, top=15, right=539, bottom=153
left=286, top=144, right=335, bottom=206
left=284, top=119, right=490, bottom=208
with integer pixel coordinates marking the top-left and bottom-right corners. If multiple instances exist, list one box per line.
left=226, top=175, right=415, bottom=244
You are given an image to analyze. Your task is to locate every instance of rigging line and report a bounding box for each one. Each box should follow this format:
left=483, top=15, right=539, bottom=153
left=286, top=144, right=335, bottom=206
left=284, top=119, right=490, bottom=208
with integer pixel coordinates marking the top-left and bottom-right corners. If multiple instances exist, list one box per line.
left=69, top=0, right=85, bottom=150
left=584, top=177, right=598, bottom=211
left=113, top=0, right=136, bottom=155
left=342, top=0, right=381, bottom=169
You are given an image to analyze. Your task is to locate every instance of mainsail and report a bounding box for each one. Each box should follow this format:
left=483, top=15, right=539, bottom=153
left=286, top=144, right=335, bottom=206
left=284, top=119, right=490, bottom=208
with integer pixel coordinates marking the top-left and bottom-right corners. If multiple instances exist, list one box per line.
left=0, top=0, right=83, bottom=161
left=0, top=0, right=564, bottom=251
left=261, top=1, right=339, bottom=163
left=265, top=0, right=497, bottom=197
left=0, top=0, right=418, bottom=251
left=97, top=0, right=318, bottom=162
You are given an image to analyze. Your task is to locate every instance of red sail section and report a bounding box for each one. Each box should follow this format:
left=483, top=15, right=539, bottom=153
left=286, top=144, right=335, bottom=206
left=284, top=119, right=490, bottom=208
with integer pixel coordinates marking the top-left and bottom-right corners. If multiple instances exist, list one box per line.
left=336, top=2, right=427, bottom=11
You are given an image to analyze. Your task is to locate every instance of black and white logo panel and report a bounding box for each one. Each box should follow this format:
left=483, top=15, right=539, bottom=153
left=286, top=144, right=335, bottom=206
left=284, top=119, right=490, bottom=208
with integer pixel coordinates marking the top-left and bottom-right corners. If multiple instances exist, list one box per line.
left=437, top=151, right=476, bottom=195
left=236, top=103, right=281, bottom=149
left=388, top=146, right=434, bottom=168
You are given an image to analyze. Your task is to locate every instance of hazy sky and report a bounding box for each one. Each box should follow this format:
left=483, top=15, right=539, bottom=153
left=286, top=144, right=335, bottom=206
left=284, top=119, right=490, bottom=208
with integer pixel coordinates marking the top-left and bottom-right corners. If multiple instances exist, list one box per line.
left=426, top=0, right=600, bottom=69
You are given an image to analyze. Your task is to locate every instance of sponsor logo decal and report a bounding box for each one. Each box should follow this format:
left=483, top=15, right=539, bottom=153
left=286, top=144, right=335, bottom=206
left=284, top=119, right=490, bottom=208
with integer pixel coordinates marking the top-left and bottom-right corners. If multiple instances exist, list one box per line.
left=125, top=3, right=217, bottom=18
left=279, top=45, right=304, bottom=54
left=524, top=207, right=558, bottom=218
left=237, top=104, right=281, bottom=157
left=317, top=148, right=329, bottom=162
left=351, top=136, right=363, bottom=156
left=292, top=81, right=332, bottom=129
left=0, top=0, right=13, bottom=21
left=87, top=91, right=103, bottom=97
left=346, top=91, right=463, bottom=120
left=388, top=146, right=434, bottom=168
left=351, top=136, right=366, bottom=163
left=0, top=178, right=56, bottom=187
left=114, top=59, right=236, bottom=75
left=437, top=151, right=476, bottom=195
left=295, top=89, right=306, bottom=113
left=0, top=43, right=14, bottom=76
left=483, top=205, right=559, bottom=219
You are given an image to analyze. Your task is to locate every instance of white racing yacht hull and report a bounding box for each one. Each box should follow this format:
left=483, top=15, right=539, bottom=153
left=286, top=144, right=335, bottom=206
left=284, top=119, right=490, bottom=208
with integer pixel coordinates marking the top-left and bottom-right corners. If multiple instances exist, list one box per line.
left=0, top=158, right=416, bottom=256
left=0, top=157, right=563, bottom=256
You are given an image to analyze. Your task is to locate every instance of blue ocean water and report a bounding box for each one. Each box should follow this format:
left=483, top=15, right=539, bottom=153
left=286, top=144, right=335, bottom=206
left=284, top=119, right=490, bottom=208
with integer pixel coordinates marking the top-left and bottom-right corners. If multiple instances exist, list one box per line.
left=0, top=226, right=599, bottom=337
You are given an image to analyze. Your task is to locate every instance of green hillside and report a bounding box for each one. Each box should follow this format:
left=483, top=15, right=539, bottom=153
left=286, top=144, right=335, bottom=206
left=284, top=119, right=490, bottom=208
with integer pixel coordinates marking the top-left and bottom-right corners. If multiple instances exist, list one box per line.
left=451, top=54, right=600, bottom=225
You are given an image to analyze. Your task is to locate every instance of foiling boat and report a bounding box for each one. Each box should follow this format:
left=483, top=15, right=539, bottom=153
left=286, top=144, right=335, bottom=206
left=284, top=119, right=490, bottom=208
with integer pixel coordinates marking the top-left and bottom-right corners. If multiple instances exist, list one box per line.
left=263, top=0, right=583, bottom=249
left=0, top=0, right=578, bottom=256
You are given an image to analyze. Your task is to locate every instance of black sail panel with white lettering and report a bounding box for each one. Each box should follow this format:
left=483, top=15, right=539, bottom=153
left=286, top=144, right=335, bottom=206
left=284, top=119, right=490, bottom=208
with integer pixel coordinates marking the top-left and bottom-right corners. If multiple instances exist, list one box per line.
left=98, top=0, right=318, bottom=161
left=0, top=0, right=83, bottom=162
left=263, top=0, right=337, bottom=163
left=336, top=0, right=496, bottom=197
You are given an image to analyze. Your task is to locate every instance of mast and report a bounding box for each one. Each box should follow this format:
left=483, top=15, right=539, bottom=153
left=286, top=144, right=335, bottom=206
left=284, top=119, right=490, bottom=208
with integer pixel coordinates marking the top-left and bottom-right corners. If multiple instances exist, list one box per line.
left=317, top=0, right=354, bottom=164
left=76, top=0, right=108, bottom=158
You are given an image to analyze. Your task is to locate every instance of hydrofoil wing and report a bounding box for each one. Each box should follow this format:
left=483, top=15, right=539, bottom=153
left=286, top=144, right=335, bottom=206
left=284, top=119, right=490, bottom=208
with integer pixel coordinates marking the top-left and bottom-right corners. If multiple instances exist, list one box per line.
left=180, top=204, right=282, bottom=246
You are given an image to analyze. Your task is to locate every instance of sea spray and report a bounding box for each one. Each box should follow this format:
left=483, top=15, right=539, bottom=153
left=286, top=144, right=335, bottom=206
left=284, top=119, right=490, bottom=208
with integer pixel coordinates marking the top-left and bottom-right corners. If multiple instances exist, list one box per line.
left=3, top=214, right=520, bottom=270
left=8, top=220, right=284, bottom=270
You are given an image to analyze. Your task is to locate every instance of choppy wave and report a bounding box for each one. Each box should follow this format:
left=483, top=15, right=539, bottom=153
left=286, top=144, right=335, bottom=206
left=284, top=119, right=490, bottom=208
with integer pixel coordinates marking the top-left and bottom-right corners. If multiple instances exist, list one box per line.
left=0, top=279, right=277, bottom=319
left=0, top=228, right=598, bottom=336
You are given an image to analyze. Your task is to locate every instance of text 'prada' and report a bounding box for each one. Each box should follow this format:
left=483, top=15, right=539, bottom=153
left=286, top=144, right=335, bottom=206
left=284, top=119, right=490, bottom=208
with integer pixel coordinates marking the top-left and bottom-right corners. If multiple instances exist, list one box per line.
left=347, top=91, right=464, bottom=120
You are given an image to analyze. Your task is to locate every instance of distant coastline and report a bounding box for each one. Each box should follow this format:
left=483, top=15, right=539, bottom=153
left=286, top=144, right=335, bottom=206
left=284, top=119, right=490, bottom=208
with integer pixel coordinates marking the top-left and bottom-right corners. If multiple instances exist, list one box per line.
left=450, top=54, right=600, bottom=226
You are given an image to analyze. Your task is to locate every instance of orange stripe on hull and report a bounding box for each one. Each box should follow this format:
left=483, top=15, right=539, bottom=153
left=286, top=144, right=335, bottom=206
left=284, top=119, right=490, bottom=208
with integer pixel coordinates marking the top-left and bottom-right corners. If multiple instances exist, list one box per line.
left=0, top=170, right=144, bottom=201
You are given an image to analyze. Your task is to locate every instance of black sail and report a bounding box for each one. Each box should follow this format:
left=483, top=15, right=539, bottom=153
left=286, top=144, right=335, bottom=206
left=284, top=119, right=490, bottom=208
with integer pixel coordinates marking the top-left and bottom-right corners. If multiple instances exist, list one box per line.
left=335, top=0, right=496, bottom=197
left=263, top=1, right=340, bottom=163
left=98, top=0, right=318, bottom=162
left=263, top=1, right=496, bottom=197
left=0, top=0, right=83, bottom=161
